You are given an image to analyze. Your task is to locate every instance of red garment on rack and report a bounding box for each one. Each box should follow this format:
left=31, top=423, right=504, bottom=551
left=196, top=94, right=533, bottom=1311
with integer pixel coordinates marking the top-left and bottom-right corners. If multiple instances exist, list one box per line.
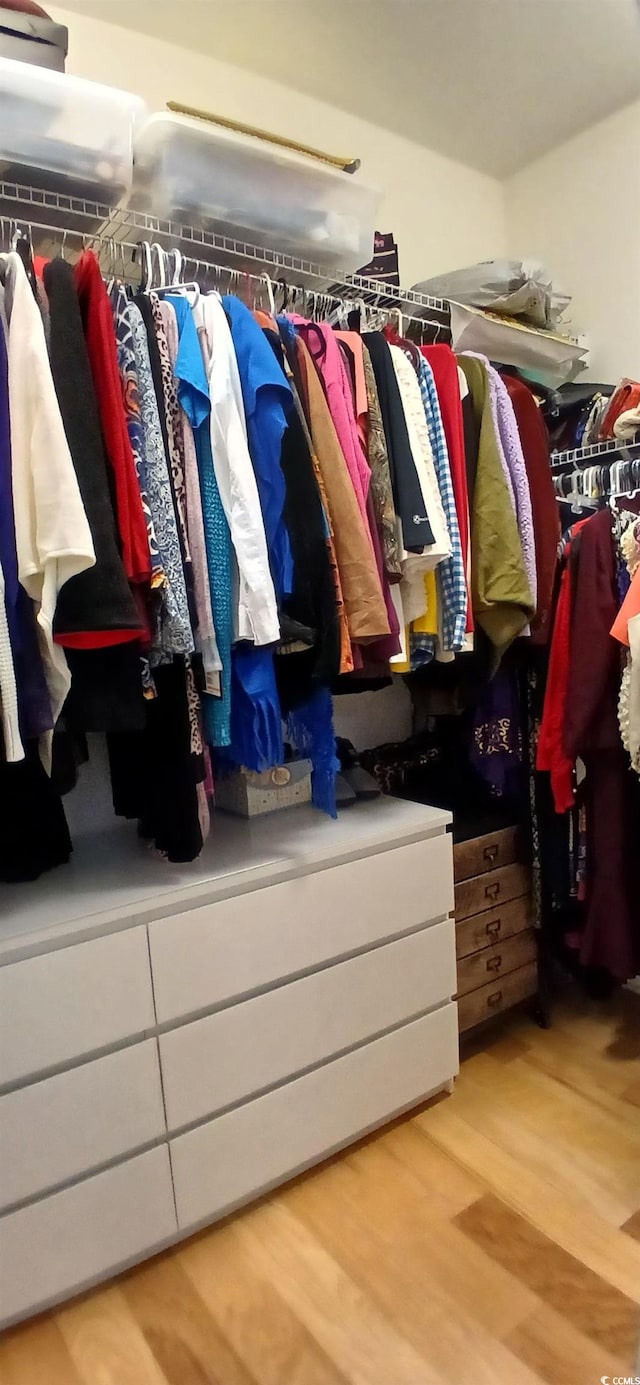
left=421, top=343, right=473, bottom=633
left=74, top=252, right=151, bottom=588
left=503, top=375, right=560, bottom=644
left=536, top=529, right=585, bottom=813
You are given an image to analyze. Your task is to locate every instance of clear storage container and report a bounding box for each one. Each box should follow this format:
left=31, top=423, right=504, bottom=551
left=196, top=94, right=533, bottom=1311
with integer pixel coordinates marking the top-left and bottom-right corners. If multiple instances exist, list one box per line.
left=0, top=56, right=147, bottom=203
left=132, top=113, right=380, bottom=272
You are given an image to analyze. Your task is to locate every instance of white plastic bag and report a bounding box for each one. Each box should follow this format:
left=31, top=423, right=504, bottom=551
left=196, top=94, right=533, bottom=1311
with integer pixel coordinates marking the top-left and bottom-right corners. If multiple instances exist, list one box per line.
left=412, top=259, right=571, bottom=330
left=450, top=302, right=588, bottom=390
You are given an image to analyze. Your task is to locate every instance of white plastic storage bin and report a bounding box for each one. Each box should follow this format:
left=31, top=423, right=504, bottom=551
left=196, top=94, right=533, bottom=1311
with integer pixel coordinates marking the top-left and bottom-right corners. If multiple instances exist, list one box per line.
left=132, top=113, right=380, bottom=271
left=0, top=56, right=146, bottom=203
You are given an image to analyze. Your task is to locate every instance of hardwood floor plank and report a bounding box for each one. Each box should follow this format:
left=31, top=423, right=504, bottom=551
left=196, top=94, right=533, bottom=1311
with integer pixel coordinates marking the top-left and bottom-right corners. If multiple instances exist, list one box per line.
left=0, top=1317, right=84, bottom=1385
left=455, top=1193, right=640, bottom=1359
left=506, top=1305, right=630, bottom=1384
left=372, top=1120, right=483, bottom=1217
left=624, top=1080, right=640, bottom=1108
left=120, top=1254, right=255, bottom=1385
left=417, top=1103, right=640, bottom=1302
left=281, top=1152, right=543, bottom=1384
left=235, top=1200, right=447, bottom=1385
left=621, top=1210, right=640, bottom=1242
left=178, top=1220, right=349, bottom=1385
left=56, top=1286, right=170, bottom=1385
left=343, top=1141, right=537, bottom=1336
left=432, top=1054, right=640, bottom=1226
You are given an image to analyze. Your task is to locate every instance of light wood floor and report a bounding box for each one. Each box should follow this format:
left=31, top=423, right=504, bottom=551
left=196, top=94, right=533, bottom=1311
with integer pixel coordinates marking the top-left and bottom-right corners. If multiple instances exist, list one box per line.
left=1, top=989, right=639, bottom=1385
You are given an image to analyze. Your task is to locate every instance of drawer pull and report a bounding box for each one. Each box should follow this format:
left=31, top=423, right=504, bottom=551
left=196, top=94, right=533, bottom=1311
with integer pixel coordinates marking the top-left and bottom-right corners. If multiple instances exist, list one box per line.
left=485, top=882, right=500, bottom=903
left=483, top=844, right=499, bottom=864
left=487, top=990, right=503, bottom=1008
left=486, top=955, right=502, bottom=973
left=486, top=918, right=501, bottom=938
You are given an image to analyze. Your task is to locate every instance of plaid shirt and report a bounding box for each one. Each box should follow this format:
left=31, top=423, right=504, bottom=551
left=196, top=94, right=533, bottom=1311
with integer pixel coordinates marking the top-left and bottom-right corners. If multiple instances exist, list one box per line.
left=415, top=358, right=467, bottom=654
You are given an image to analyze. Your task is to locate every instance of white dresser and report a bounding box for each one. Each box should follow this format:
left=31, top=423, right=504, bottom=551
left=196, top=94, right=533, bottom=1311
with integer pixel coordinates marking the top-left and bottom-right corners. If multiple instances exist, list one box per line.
left=0, top=797, right=457, bottom=1327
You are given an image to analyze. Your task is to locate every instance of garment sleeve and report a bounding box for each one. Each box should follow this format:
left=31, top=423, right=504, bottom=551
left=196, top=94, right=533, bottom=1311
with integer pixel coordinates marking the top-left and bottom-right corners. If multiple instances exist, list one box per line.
left=206, top=300, right=280, bottom=648
left=564, top=512, right=619, bottom=761
left=6, top=254, right=95, bottom=725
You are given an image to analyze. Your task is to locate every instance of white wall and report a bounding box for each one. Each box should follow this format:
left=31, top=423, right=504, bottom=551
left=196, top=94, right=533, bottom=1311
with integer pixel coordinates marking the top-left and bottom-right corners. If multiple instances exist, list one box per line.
left=506, top=100, right=640, bottom=383
left=52, top=5, right=506, bottom=287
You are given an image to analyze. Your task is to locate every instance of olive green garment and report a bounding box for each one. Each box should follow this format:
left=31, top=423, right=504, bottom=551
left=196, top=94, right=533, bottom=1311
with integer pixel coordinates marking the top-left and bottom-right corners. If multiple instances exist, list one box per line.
left=458, top=356, right=534, bottom=659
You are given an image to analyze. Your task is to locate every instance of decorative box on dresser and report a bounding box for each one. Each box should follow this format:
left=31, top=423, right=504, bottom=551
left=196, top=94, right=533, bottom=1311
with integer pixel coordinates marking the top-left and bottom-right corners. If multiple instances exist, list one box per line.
left=453, top=825, right=538, bottom=1034
left=0, top=796, right=457, bottom=1328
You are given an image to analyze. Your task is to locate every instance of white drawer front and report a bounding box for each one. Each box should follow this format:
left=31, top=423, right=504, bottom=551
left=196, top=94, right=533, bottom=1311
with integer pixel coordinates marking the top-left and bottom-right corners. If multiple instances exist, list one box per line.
left=0, top=927, right=155, bottom=1087
left=0, top=1145, right=176, bottom=1327
left=0, top=1040, right=165, bottom=1211
left=160, top=921, right=456, bottom=1132
left=171, top=1004, right=459, bottom=1231
left=150, top=833, right=453, bottom=1024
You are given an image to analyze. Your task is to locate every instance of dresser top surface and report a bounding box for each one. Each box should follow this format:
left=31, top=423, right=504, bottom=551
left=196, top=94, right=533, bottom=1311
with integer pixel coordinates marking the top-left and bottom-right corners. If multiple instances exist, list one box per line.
left=0, top=797, right=451, bottom=963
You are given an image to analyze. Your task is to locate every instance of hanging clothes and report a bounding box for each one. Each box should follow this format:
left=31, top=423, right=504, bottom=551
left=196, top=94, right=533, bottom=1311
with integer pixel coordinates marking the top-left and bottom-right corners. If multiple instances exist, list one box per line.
left=563, top=508, right=640, bottom=981
left=224, top=294, right=293, bottom=602
left=458, top=355, right=534, bottom=661
left=294, top=334, right=390, bottom=646
left=0, top=312, right=52, bottom=742
left=361, top=342, right=401, bottom=580
left=161, top=297, right=221, bottom=684
left=43, top=258, right=146, bottom=736
left=2, top=251, right=95, bottom=733
left=503, top=374, right=560, bottom=644
left=74, top=251, right=151, bottom=589
left=422, top=343, right=472, bottom=631
left=363, top=331, right=434, bottom=551
left=124, top=299, right=194, bottom=663
left=417, top=357, right=467, bottom=653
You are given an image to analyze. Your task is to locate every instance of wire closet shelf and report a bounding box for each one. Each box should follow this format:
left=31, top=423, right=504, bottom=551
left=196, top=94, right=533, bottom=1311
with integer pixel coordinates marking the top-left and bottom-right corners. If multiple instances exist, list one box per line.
left=550, top=438, right=640, bottom=471
left=0, top=179, right=451, bottom=327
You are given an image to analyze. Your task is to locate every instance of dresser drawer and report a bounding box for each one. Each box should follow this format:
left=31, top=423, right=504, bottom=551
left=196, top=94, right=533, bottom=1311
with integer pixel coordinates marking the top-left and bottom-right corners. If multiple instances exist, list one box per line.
left=0, top=1040, right=165, bottom=1212
left=454, top=862, right=530, bottom=922
left=0, top=1145, right=176, bottom=1327
left=456, top=930, right=537, bottom=998
left=159, top=920, right=456, bottom=1132
left=457, top=961, right=538, bottom=1033
left=456, top=895, right=531, bottom=959
left=149, top=834, right=453, bottom=1025
left=454, top=827, right=520, bottom=883
left=0, top=927, right=155, bottom=1088
left=170, top=1004, right=459, bottom=1232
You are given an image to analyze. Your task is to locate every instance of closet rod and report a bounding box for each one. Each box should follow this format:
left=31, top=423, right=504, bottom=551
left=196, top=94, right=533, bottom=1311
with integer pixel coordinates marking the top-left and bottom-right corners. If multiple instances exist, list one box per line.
left=0, top=179, right=450, bottom=318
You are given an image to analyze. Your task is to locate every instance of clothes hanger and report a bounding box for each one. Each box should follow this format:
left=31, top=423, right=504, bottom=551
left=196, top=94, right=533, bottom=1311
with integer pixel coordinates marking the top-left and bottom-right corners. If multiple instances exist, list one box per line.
left=260, top=271, right=276, bottom=316
left=133, top=240, right=153, bottom=293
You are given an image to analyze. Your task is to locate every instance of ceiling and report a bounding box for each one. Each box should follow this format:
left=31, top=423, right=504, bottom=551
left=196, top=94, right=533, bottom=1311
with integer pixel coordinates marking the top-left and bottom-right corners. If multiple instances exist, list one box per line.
left=56, top=0, right=640, bottom=177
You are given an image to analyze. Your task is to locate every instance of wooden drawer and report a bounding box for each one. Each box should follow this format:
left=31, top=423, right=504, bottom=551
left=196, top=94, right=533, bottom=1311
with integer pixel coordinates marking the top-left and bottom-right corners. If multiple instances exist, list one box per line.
left=0, top=1040, right=165, bottom=1212
left=454, top=862, right=530, bottom=922
left=159, top=921, right=456, bottom=1132
left=454, top=827, right=520, bottom=883
left=170, top=1004, right=459, bottom=1232
left=0, top=927, right=155, bottom=1088
left=149, top=834, right=453, bottom=1025
left=457, top=961, right=538, bottom=1033
left=456, top=930, right=537, bottom=998
left=0, top=1145, right=176, bottom=1328
left=456, top=895, right=531, bottom=959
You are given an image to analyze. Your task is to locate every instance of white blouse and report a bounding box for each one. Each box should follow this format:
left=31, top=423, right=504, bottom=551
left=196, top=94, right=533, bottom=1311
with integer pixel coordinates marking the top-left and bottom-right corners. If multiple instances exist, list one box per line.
left=2, top=252, right=95, bottom=733
left=389, top=345, right=451, bottom=625
left=194, top=295, right=280, bottom=648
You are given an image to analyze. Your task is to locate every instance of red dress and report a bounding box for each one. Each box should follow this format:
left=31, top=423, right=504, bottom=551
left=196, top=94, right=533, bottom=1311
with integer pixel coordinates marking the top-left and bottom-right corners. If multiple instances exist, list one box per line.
left=74, top=252, right=151, bottom=588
